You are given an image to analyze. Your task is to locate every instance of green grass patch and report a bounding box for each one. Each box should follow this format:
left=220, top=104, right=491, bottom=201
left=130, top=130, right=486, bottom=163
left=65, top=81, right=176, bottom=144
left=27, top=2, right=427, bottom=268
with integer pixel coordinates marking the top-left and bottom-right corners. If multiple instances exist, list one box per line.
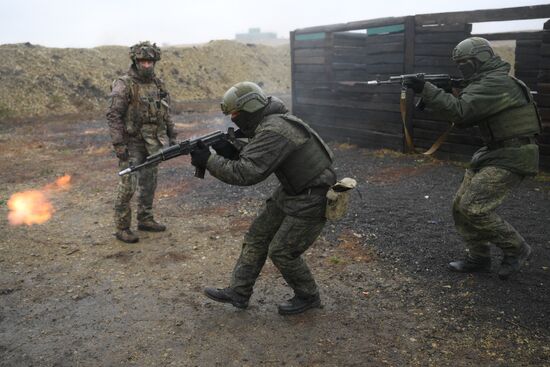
left=329, top=256, right=345, bottom=265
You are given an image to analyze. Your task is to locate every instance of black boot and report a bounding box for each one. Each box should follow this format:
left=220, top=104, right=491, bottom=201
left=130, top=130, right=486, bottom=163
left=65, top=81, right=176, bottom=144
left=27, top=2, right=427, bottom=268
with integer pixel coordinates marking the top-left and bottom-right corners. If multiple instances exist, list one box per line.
left=203, top=287, right=249, bottom=309
left=278, top=294, right=321, bottom=315
left=448, top=257, right=491, bottom=273
left=498, top=244, right=532, bottom=280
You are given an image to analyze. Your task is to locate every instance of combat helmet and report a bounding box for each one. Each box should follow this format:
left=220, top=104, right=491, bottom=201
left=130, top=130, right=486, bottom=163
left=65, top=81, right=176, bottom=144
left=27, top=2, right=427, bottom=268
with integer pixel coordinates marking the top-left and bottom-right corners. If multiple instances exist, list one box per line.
left=221, top=82, right=268, bottom=116
left=129, top=41, right=161, bottom=63
left=452, top=37, right=494, bottom=63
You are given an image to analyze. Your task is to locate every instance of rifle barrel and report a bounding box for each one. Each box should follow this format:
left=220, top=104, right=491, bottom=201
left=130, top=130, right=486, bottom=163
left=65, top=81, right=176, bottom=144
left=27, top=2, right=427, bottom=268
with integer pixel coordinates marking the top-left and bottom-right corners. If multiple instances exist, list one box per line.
left=117, top=130, right=227, bottom=176
left=118, top=167, right=133, bottom=176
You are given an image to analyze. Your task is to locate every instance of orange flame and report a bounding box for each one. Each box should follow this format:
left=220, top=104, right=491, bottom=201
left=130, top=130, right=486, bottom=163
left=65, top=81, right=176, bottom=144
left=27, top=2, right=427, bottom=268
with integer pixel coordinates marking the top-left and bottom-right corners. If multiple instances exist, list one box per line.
left=8, top=190, right=53, bottom=225
left=44, top=174, right=72, bottom=191
left=7, top=174, right=72, bottom=226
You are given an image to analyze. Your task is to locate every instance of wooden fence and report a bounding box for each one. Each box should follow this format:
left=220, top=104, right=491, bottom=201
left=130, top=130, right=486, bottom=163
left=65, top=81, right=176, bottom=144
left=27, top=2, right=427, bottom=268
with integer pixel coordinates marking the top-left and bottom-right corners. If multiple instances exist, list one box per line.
left=290, top=5, right=550, bottom=169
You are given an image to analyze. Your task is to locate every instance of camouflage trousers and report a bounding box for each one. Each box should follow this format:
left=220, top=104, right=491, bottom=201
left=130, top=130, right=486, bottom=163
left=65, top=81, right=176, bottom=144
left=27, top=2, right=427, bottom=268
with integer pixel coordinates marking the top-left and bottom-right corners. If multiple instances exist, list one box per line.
left=114, top=140, right=159, bottom=230
left=452, top=166, right=526, bottom=259
left=230, top=197, right=326, bottom=299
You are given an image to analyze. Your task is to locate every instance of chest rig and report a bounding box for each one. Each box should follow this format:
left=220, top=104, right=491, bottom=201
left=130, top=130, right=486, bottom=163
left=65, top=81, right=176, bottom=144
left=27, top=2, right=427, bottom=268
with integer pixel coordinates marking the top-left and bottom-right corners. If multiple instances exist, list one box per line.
left=120, top=75, right=170, bottom=137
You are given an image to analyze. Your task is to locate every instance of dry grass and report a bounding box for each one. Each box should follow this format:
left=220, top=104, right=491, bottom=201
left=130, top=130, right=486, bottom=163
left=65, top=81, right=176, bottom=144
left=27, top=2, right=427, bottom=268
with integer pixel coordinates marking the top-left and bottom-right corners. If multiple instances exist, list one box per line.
left=492, top=41, right=516, bottom=75
left=0, top=41, right=290, bottom=120
left=0, top=40, right=517, bottom=121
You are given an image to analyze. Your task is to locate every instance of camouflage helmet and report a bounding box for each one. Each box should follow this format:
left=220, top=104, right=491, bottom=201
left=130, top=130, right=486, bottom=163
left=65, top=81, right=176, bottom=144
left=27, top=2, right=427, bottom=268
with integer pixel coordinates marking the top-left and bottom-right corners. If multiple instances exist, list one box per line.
left=452, top=37, right=494, bottom=63
left=129, top=41, right=161, bottom=62
left=221, top=81, right=268, bottom=115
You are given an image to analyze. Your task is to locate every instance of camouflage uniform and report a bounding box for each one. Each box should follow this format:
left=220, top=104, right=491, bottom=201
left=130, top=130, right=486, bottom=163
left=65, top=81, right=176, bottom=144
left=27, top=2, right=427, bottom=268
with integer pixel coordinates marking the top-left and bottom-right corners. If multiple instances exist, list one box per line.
left=421, top=54, right=540, bottom=262
left=106, top=45, right=176, bottom=232
left=207, top=97, right=336, bottom=299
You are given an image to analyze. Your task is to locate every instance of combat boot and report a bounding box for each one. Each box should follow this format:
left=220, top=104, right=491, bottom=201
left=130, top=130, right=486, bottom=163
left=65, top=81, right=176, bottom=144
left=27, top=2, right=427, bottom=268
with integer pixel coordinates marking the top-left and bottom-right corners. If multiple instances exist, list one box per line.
left=137, top=219, right=166, bottom=232
left=116, top=228, right=139, bottom=243
left=278, top=294, right=321, bottom=315
left=448, top=257, right=491, bottom=273
left=204, top=287, right=249, bottom=309
left=498, top=244, right=532, bottom=280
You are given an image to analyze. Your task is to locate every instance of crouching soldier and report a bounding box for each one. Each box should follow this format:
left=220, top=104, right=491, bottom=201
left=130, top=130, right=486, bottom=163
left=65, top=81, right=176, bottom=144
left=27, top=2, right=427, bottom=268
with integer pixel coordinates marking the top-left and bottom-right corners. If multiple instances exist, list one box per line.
left=404, top=37, right=540, bottom=279
left=190, top=82, right=336, bottom=314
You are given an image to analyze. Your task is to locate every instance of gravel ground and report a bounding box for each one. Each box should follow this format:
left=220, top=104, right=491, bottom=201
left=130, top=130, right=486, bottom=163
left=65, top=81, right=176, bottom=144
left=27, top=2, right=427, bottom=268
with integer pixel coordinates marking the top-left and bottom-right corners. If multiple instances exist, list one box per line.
left=0, top=112, right=549, bottom=366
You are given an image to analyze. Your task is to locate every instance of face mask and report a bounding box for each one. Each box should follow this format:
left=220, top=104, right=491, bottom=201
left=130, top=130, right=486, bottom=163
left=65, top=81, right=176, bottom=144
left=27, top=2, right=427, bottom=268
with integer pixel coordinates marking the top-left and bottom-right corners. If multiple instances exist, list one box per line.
left=231, top=112, right=255, bottom=137
left=457, top=60, right=476, bottom=80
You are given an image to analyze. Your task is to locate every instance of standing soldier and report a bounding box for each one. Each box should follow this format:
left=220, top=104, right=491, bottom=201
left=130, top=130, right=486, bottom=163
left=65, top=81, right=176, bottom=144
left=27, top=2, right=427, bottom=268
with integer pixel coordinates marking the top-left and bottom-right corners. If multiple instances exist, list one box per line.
left=190, top=82, right=336, bottom=315
left=404, top=37, right=541, bottom=279
left=106, top=41, right=177, bottom=243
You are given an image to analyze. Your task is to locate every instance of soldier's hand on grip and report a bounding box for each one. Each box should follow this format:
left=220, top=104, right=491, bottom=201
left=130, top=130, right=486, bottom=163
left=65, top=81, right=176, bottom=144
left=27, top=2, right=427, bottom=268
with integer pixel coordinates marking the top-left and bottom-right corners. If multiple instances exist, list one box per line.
left=212, top=140, right=239, bottom=160
left=190, top=140, right=211, bottom=169
left=404, top=76, right=425, bottom=94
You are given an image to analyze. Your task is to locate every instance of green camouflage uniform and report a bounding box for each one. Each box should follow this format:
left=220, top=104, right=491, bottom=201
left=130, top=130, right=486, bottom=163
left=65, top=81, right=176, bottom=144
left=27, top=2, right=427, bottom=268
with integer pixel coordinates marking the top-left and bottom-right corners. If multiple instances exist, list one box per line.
left=106, top=66, right=176, bottom=230
left=206, top=98, right=336, bottom=299
left=421, top=56, right=540, bottom=260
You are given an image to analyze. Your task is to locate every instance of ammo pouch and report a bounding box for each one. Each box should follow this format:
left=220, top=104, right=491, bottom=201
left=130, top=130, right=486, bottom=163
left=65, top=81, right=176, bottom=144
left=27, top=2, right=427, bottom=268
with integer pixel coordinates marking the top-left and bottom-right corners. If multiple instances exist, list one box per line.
left=325, top=177, right=357, bottom=221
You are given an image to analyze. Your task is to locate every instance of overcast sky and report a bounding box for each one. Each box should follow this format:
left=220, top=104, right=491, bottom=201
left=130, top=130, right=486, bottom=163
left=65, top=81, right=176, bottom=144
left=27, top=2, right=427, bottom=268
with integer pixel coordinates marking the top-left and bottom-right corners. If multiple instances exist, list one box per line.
left=1, top=0, right=548, bottom=48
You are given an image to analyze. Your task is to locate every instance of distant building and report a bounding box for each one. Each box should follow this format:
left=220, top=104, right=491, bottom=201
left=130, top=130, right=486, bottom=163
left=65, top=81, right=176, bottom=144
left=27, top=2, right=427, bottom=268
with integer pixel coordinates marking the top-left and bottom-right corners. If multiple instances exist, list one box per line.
left=235, top=28, right=288, bottom=46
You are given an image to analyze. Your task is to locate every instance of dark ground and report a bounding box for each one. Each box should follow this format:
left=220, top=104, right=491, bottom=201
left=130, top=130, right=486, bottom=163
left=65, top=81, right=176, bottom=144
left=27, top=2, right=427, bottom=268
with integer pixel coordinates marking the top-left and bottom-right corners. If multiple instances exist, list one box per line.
left=1, top=112, right=549, bottom=366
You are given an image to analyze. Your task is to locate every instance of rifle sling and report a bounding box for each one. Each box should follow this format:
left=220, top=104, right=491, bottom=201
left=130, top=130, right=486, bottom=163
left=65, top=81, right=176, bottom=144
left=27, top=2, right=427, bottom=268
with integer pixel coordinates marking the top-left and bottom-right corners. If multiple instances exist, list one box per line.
left=400, top=88, right=454, bottom=156
left=400, top=88, right=415, bottom=151
left=422, top=123, right=455, bottom=156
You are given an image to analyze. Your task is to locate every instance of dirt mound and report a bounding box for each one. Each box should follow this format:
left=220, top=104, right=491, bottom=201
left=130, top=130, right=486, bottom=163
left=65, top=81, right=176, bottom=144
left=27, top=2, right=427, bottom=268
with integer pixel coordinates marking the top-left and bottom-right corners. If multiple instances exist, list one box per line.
left=0, top=41, right=290, bottom=120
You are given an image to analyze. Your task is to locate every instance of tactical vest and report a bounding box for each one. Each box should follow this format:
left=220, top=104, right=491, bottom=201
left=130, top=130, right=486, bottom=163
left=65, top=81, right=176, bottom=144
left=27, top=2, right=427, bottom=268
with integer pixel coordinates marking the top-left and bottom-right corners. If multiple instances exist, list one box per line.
left=118, top=75, right=170, bottom=137
left=260, top=114, right=334, bottom=195
left=478, top=76, right=542, bottom=143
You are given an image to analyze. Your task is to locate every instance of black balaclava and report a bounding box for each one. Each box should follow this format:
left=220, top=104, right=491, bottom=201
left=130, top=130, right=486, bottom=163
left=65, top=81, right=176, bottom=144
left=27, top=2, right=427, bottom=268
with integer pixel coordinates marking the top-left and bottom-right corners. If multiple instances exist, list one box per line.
left=457, top=59, right=479, bottom=80
left=231, top=108, right=266, bottom=138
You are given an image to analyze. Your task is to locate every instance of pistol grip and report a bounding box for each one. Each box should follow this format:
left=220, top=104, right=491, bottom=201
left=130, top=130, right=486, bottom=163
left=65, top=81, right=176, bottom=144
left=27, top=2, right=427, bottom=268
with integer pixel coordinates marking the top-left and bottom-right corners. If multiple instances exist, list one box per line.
left=194, top=167, right=206, bottom=179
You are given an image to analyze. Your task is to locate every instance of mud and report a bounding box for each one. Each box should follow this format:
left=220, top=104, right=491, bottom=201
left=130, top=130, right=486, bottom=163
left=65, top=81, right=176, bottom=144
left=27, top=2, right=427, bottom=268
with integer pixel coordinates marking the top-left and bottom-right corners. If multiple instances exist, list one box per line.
left=0, top=112, right=549, bottom=366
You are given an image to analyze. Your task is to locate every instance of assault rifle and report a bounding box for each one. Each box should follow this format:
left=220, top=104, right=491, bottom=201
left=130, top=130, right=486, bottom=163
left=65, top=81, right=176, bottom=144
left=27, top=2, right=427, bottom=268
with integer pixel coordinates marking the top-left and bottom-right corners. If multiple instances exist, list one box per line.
left=340, top=74, right=465, bottom=154
left=365, top=73, right=464, bottom=91
left=118, top=129, right=234, bottom=178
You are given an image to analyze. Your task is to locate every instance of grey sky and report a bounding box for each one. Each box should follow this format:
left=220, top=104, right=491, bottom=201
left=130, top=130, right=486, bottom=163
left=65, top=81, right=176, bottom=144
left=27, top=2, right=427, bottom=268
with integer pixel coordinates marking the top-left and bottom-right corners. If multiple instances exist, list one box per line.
left=1, top=0, right=548, bottom=48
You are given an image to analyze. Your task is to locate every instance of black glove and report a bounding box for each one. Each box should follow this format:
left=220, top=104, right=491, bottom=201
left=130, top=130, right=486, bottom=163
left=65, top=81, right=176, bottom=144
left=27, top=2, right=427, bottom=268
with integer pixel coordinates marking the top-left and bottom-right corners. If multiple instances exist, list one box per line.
left=234, top=129, right=246, bottom=139
left=404, top=76, right=425, bottom=94
left=114, top=144, right=129, bottom=161
left=190, top=140, right=211, bottom=169
left=168, top=137, right=177, bottom=146
left=211, top=140, right=239, bottom=160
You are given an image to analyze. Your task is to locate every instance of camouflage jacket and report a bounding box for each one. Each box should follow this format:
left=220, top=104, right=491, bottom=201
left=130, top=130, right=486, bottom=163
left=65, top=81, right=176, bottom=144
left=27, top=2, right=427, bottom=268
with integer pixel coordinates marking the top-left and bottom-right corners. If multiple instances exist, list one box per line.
left=207, top=98, right=336, bottom=217
left=421, top=57, right=539, bottom=176
left=106, top=65, right=176, bottom=148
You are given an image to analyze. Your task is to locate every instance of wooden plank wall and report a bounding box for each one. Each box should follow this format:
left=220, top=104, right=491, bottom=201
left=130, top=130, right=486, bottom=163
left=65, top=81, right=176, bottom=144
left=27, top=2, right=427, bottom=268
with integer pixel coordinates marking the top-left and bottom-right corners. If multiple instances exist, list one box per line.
left=292, top=26, right=407, bottom=151
left=411, top=23, right=477, bottom=160
left=515, top=33, right=542, bottom=91
left=536, top=20, right=550, bottom=169
left=291, top=9, right=550, bottom=168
